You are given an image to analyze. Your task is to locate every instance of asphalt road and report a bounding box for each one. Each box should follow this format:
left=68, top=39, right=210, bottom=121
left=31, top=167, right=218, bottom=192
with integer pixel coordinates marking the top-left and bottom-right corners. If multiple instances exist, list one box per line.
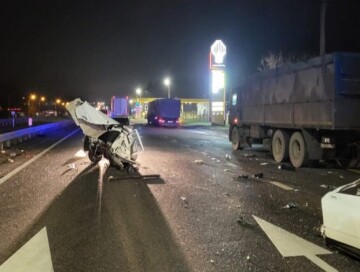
left=0, top=124, right=359, bottom=271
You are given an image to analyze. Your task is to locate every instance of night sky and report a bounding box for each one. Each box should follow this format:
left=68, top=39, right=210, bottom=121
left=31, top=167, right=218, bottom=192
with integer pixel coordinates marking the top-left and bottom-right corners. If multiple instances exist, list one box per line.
left=1, top=0, right=360, bottom=104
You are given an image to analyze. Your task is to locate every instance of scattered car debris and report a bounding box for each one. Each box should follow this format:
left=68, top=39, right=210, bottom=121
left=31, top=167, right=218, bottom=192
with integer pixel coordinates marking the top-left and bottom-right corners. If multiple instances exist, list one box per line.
left=284, top=203, right=298, bottom=209
left=278, top=164, right=295, bottom=171
left=98, top=157, right=110, bottom=182
left=233, top=175, right=249, bottom=181
left=242, top=153, right=256, bottom=158
left=253, top=173, right=264, bottom=178
left=194, top=159, right=204, bottom=165
left=108, top=174, right=160, bottom=181
left=237, top=216, right=254, bottom=228
left=67, top=163, right=77, bottom=170
left=260, top=162, right=268, bottom=166
left=74, top=149, right=87, bottom=158
left=225, top=154, right=231, bottom=160
left=320, top=184, right=337, bottom=189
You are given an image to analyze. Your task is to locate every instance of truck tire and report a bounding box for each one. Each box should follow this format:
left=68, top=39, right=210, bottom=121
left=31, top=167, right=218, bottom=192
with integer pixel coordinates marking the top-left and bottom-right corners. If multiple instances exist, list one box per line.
left=231, top=127, right=242, bottom=150
left=272, top=130, right=289, bottom=162
left=289, top=132, right=308, bottom=168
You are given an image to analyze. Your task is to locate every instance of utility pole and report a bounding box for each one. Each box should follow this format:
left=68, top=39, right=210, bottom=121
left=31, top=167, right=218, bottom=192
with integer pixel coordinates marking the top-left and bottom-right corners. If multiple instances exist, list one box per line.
left=320, top=0, right=327, bottom=57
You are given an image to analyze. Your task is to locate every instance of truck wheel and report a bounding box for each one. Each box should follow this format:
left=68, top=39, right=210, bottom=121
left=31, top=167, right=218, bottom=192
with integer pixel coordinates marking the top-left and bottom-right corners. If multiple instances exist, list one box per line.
left=231, top=127, right=241, bottom=150
left=272, top=130, right=289, bottom=162
left=289, top=132, right=308, bottom=168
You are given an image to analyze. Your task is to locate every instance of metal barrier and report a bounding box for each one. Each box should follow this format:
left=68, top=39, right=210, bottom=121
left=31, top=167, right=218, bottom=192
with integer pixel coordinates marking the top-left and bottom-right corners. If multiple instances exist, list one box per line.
left=0, top=120, right=73, bottom=150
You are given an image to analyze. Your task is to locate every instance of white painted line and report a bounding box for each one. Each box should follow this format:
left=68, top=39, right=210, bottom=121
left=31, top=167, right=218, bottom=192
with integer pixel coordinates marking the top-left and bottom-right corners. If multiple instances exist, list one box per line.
left=347, top=169, right=360, bottom=175
left=269, top=181, right=294, bottom=191
left=0, top=227, right=54, bottom=272
left=0, top=129, right=80, bottom=185
left=253, top=216, right=338, bottom=272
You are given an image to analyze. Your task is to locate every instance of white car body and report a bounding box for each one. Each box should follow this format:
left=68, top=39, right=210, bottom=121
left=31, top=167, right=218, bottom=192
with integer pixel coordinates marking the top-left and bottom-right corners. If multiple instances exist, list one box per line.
left=321, top=179, right=360, bottom=253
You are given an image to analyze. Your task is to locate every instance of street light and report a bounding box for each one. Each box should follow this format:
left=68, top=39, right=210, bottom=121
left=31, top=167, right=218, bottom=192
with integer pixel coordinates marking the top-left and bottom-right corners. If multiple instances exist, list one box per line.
left=136, top=88, right=142, bottom=103
left=164, top=78, right=171, bottom=98
left=29, top=94, right=37, bottom=116
left=55, top=99, right=61, bottom=116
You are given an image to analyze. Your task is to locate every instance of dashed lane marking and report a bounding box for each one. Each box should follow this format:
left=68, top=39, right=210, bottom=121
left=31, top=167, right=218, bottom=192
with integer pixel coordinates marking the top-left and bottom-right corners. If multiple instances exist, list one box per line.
left=269, top=181, right=295, bottom=191
left=0, top=128, right=80, bottom=185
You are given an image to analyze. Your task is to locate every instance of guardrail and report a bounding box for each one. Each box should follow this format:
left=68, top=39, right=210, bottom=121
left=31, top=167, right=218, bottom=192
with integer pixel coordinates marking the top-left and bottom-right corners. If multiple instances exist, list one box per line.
left=0, top=120, right=73, bottom=150
left=0, top=117, right=29, bottom=127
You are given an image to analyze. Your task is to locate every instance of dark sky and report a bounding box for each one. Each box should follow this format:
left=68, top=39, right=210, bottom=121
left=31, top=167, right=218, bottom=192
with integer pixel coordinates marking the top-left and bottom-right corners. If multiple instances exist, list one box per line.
left=1, top=0, right=360, bottom=103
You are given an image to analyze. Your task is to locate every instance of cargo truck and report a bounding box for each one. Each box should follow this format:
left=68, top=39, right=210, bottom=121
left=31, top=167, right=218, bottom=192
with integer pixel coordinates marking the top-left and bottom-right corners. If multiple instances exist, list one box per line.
left=110, top=96, right=129, bottom=125
left=147, top=98, right=181, bottom=127
left=229, top=52, right=360, bottom=168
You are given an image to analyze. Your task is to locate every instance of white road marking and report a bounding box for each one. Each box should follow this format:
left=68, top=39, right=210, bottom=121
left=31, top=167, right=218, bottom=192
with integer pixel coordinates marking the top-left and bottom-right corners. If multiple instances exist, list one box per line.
left=0, top=129, right=80, bottom=185
left=269, top=181, right=295, bottom=191
left=253, top=216, right=338, bottom=272
left=348, top=169, right=360, bottom=175
left=0, top=227, right=54, bottom=272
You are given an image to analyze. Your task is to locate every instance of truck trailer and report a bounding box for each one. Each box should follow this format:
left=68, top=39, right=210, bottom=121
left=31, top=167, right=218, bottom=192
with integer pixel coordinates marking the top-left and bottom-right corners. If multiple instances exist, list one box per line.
left=110, top=96, right=129, bottom=125
left=229, top=52, right=360, bottom=168
left=147, top=98, right=181, bottom=127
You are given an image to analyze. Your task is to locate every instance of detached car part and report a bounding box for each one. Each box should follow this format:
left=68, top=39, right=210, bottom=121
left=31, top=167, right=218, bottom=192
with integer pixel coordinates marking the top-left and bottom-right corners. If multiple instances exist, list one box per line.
left=321, top=178, right=360, bottom=258
left=66, top=98, right=143, bottom=169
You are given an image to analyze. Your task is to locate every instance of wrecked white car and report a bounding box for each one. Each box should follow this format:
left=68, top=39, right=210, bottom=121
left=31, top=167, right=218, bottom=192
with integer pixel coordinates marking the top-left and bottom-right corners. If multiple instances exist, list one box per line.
left=321, top=178, right=360, bottom=258
left=66, top=98, right=143, bottom=171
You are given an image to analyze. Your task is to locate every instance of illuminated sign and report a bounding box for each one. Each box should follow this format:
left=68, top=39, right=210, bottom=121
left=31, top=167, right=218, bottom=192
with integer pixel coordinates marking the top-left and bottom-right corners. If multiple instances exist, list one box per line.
left=211, top=40, right=226, bottom=65
left=212, top=70, right=225, bottom=94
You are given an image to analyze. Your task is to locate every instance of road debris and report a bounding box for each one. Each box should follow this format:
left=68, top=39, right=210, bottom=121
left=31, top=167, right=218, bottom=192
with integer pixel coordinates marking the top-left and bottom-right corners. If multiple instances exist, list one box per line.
left=233, top=175, right=249, bottom=181
left=223, top=169, right=232, bottom=172
left=194, top=159, right=204, bottom=165
left=278, top=164, right=295, bottom=171
left=67, top=163, right=77, bottom=170
left=9, top=153, right=17, bottom=158
left=108, top=174, right=160, bottom=181
left=253, top=173, right=264, bottom=178
left=225, top=154, right=231, bottom=160
left=7, top=158, right=14, bottom=163
left=246, top=255, right=251, bottom=261
left=180, top=196, right=187, bottom=201
left=98, top=157, right=110, bottom=182
left=237, top=216, right=254, bottom=228
left=210, top=260, right=215, bottom=264
left=216, top=159, right=221, bottom=163
left=74, top=149, right=87, bottom=158
left=320, top=184, right=337, bottom=189
left=242, top=153, right=256, bottom=158
left=260, top=162, right=268, bottom=166
left=0, top=150, right=5, bottom=154
left=283, top=203, right=298, bottom=209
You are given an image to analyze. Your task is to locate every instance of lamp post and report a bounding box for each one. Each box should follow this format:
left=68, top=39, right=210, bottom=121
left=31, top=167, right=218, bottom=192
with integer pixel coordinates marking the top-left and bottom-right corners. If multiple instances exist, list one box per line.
left=164, top=78, right=171, bottom=98
left=29, top=94, right=37, bottom=116
left=55, top=99, right=61, bottom=116
left=39, top=96, right=45, bottom=113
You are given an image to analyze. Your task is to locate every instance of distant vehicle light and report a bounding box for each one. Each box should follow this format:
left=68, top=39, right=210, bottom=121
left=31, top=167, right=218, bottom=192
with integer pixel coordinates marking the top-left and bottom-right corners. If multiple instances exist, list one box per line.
left=155, top=116, right=158, bottom=120
left=234, top=118, right=238, bottom=124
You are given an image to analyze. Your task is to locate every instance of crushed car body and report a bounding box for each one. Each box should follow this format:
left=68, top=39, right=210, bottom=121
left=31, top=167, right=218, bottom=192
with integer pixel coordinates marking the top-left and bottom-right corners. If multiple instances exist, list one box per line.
left=321, top=178, right=360, bottom=258
left=66, top=98, right=143, bottom=170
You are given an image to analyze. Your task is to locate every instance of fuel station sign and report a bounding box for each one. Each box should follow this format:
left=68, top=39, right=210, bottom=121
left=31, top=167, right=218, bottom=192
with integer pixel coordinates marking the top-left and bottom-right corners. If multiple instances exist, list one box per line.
left=210, top=40, right=226, bottom=125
